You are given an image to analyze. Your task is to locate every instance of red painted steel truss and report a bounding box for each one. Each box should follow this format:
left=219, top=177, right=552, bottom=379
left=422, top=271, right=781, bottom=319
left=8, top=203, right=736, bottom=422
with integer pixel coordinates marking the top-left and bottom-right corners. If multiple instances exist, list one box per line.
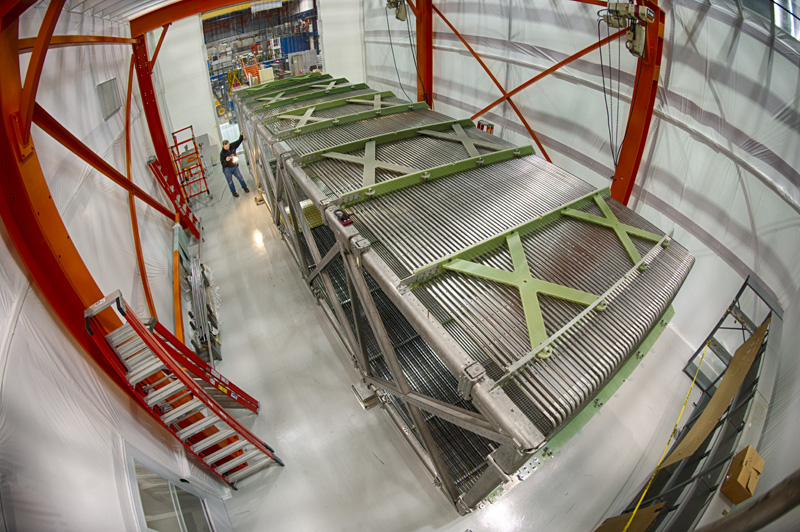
left=407, top=0, right=664, bottom=205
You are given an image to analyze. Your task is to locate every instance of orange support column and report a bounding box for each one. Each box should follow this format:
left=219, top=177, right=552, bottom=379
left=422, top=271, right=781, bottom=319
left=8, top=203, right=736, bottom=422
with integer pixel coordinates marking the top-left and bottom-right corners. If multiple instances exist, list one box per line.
left=0, top=15, right=127, bottom=390
left=610, top=1, right=664, bottom=205
left=416, top=0, right=433, bottom=106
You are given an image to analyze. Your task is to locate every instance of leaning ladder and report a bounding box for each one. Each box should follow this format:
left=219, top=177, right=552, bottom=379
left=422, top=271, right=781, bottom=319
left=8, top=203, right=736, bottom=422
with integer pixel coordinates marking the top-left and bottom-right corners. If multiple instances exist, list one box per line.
left=85, top=291, right=283, bottom=487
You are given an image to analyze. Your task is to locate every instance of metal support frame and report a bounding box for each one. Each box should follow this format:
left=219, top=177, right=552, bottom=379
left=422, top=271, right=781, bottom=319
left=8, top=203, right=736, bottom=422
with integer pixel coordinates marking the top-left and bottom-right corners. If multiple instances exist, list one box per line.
left=273, top=157, right=360, bottom=356
left=342, top=251, right=460, bottom=503
left=17, top=34, right=137, bottom=53
left=445, top=232, right=605, bottom=357
left=253, top=83, right=370, bottom=112
left=322, top=140, right=420, bottom=188
left=124, top=55, right=157, bottom=319
left=610, top=1, right=665, bottom=205
left=366, top=376, right=516, bottom=447
left=148, top=23, right=169, bottom=73
left=418, top=122, right=507, bottom=157
left=268, top=91, right=391, bottom=126
left=337, top=145, right=534, bottom=206
left=32, top=103, right=175, bottom=220
left=0, top=10, right=128, bottom=400
left=297, top=119, right=474, bottom=164
left=563, top=193, right=662, bottom=267
left=254, top=77, right=350, bottom=102
left=239, top=71, right=331, bottom=97
left=432, top=4, right=551, bottom=160
left=415, top=0, right=433, bottom=106
left=278, top=101, right=429, bottom=139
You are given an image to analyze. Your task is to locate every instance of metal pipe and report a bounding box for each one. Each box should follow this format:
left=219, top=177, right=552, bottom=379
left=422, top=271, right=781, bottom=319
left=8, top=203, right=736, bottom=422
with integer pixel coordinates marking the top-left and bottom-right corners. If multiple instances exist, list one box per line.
left=695, top=468, right=800, bottom=532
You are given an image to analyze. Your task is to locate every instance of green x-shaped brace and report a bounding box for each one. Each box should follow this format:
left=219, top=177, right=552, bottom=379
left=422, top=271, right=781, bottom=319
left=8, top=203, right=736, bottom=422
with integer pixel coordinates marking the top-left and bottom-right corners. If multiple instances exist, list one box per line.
left=275, top=106, right=328, bottom=127
left=418, top=123, right=507, bottom=158
left=444, top=232, right=605, bottom=358
left=262, top=91, right=286, bottom=105
left=321, top=140, right=420, bottom=187
left=344, top=93, right=396, bottom=111
left=311, top=80, right=339, bottom=91
left=562, top=194, right=662, bottom=270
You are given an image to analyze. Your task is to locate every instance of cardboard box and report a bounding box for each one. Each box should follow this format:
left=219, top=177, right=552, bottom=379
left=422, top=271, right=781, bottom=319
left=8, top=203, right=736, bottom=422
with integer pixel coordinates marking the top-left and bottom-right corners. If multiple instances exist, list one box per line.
left=721, top=445, right=765, bottom=504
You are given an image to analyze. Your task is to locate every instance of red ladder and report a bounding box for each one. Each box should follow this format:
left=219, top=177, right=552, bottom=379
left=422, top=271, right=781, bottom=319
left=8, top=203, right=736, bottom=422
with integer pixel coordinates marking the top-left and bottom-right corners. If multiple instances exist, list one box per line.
left=85, top=291, right=283, bottom=487
left=147, top=157, right=201, bottom=240
left=171, top=125, right=211, bottom=203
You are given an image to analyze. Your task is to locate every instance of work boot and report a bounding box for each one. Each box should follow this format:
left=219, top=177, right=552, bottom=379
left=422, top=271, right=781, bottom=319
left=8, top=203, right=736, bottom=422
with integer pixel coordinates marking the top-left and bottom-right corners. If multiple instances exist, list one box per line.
left=233, top=192, right=240, bottom=198
left=244, top=187, right=250, bottom=193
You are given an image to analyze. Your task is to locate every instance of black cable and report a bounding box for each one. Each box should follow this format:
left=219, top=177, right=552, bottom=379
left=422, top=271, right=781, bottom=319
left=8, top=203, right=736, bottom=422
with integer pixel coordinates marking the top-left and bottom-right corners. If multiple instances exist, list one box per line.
left=385, top=7, right=413, bottom=101
left=598, top=16, right=619, bottom=167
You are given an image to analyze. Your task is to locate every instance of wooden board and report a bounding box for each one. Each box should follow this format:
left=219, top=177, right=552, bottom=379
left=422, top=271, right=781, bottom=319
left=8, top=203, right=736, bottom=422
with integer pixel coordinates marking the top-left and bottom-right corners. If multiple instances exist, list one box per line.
left=659, top=316, right=771, bottom=469
left=594, top=503, right=666, bottom=532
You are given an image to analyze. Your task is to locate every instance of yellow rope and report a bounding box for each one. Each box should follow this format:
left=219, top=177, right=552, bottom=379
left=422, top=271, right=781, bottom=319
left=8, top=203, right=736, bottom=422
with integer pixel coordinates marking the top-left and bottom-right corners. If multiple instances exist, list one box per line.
left=621, top=342, right=709, bottom=532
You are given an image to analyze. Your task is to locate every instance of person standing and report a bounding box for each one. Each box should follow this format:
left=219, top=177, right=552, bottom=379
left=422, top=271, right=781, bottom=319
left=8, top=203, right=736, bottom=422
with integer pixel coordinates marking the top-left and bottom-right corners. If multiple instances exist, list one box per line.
left=220, top=134, right=249, bottom=197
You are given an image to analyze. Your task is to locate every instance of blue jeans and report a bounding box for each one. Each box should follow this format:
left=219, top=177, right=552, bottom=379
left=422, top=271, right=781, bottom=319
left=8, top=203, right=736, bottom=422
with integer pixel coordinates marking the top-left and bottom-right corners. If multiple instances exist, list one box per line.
left=223, top=165, right=247, bottom=194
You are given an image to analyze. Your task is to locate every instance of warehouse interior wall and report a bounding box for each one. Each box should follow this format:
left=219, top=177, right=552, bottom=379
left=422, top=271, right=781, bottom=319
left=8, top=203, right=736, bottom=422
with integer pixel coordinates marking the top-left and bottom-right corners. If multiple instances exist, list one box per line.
left=362, top=0, right=800, bottom=525
left=0, top=6, right=229, bottom=531
left=318, top=0, right=366, bottom=82
left=149, top=15, right=222, bottom=147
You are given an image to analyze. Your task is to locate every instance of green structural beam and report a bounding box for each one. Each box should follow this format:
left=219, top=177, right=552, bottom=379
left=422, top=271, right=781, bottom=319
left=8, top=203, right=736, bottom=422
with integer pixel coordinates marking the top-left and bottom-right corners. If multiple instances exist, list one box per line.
left=418, top=123, right=508, bottom=157
left=322, top=140, right=421, bottom=188
left=255, top=77, right=350, bottom=102
left=562, top=193, right=662, bottom=269
left=239, top=72, right=330, bottom=96
left=279, top=101, right=430, bottom=140
left=405, top=188, right=606, bottom=287
left=337, top=145, right=534, bottom=207
left=297, top=119, right=475, bottom=165
left=267, top=91, right=394, bottom=127
left=253, top=83, right=370, bottom=112
left=446, top=232, right=604, bottom=358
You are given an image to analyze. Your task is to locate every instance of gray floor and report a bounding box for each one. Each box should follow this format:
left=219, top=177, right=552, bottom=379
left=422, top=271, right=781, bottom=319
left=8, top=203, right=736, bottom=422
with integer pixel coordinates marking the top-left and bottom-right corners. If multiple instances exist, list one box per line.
left=196, top=159, right=698, bottom=532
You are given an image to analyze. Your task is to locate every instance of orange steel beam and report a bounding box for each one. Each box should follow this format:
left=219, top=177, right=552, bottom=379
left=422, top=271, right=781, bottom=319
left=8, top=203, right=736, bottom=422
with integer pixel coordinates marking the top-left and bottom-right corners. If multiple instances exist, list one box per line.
left=148, top=23, right=169, bottom=73
left=0, top=16, right=128, bottom=394
left=406, top=0, right=417, bottom=16
left=129, top=0, right=248, bottom=37
left=125, top=55, right=158, bottom=320
left=131, top=37, right=185, bottom=223
left=32, top=103, right=176, bottom=221
left=1, top=1, right=36, bottom=21
left=610, top=1, right=664, bottom=204
left=17, top=0, right=65, bottom=143
left=416, top=0, right=433, bottom=106
left=472, top=28, right=627, bottom=120
left=571, top=0, right=608, bottom=6
left=17, top=34, right=136, bottom=54
left=433, top=5, right=551, bottom=161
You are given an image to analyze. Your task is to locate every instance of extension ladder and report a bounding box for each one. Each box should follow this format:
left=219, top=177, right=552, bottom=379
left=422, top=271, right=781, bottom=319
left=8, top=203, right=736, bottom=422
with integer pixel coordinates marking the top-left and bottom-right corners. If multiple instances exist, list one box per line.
left=85, top=291, right=283, bottom=487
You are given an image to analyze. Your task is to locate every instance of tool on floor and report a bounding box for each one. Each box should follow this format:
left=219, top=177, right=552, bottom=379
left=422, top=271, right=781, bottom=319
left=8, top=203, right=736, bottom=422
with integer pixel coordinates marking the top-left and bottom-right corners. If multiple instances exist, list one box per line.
left=85, top=291, right=283, bottom=487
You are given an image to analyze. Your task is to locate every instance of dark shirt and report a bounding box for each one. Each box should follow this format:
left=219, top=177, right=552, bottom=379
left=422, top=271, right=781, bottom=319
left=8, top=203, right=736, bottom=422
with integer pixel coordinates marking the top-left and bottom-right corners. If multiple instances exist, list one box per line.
left=221, top=135, right=244, bottom=168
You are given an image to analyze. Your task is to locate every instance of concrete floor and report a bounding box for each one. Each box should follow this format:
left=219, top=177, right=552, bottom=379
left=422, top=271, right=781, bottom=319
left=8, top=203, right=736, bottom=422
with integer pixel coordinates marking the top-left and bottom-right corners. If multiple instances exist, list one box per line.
left=196, top=160, right=699, bottom=532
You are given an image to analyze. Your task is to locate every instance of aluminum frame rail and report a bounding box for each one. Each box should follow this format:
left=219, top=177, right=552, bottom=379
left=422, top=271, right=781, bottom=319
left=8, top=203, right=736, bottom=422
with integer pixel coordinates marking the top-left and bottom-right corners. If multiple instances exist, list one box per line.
left=233, top=75, right=694, bottom=512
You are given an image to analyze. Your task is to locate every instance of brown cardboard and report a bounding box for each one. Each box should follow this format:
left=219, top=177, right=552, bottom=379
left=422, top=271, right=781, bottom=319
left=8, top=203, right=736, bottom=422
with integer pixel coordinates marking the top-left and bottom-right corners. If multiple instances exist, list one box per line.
left=721, top=445, right=765, bottom=504
left=660, top=317, right=770, bottom=469
left=593, top=503, right=666, bottom=532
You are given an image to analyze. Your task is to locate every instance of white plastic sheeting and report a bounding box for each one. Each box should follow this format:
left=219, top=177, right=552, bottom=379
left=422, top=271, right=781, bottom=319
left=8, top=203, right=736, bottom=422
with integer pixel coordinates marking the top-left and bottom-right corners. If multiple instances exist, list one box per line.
left=363, top=0, right=800, bottom=527
left=318, top=0, right=367, bottom=83
left=0, top=6, right=230, bottom=531
left=149, top=15, right=222, bottom=147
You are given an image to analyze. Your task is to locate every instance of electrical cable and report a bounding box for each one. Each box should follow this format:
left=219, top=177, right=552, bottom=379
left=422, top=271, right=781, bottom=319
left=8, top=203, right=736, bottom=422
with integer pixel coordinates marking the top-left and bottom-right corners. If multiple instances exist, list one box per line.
left=598, top=14, right=620, bottom=167
left=385, top=7, right=413, bottom=101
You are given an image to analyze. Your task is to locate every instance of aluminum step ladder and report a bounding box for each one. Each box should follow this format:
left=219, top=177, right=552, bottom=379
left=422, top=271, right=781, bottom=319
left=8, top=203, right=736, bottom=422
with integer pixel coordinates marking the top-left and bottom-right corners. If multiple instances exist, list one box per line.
left=85, top=291, right=283, bottom=487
